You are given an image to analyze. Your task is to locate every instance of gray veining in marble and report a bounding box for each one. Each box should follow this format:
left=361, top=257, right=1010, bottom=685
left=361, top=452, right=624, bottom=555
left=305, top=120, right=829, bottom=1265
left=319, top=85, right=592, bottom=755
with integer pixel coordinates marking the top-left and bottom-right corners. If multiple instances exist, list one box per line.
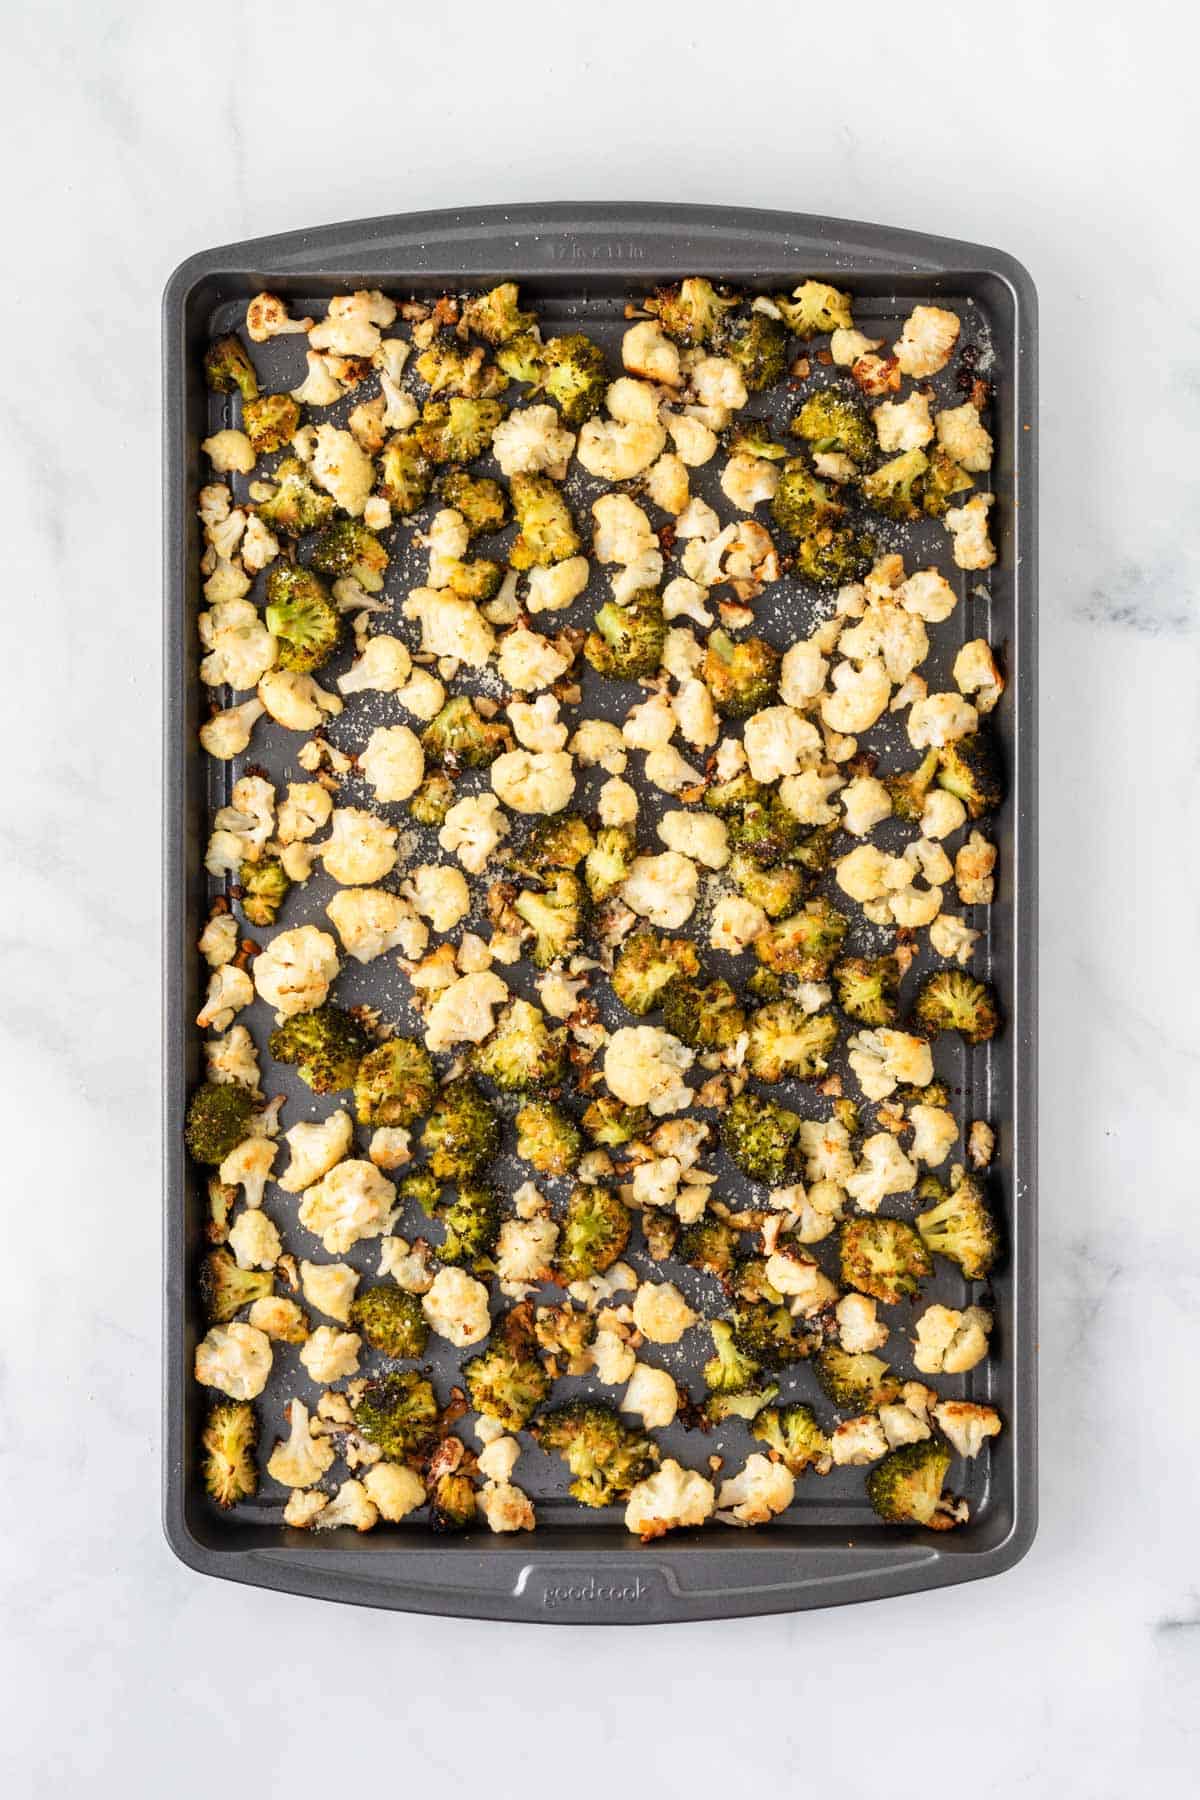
left=1, top=1, right=1198, bottom=1794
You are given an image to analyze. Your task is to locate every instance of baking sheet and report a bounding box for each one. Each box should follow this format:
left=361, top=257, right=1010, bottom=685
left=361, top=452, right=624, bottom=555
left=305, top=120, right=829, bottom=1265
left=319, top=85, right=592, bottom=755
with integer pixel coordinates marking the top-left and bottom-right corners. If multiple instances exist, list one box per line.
left=163, top=203, right=1037, bottom=1622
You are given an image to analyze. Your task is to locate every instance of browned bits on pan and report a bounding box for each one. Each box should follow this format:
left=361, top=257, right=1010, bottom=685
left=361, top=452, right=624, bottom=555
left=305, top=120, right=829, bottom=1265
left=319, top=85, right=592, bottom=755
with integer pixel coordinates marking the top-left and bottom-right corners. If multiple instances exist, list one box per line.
left=894, top=939, right=919, bottom=977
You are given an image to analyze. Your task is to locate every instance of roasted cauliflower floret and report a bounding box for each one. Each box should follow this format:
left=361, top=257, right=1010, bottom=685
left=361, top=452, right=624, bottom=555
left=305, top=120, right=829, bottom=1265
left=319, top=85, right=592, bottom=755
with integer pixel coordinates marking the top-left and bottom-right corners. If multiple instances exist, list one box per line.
left=624, top=1459, right=715, bottom=1540
left=422, top=1266, right=492, bottom=1348
left=894, top=305, right=961, bottom=378
left=298, top=1160, right=396, bottom=1255
left=716, top=1453, right=795, bottom=1526
left=194, top=1322, right=272, bottom=1401
left=252, top=926, right=339, bottom=1022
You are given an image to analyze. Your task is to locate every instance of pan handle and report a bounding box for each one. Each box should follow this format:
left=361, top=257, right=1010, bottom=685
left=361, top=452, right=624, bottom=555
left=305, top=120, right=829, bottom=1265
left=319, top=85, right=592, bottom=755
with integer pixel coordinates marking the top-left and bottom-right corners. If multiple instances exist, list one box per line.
left=180, top=1535, right=987, bottom=1625
left=172, top=202, right=1014, bottom=289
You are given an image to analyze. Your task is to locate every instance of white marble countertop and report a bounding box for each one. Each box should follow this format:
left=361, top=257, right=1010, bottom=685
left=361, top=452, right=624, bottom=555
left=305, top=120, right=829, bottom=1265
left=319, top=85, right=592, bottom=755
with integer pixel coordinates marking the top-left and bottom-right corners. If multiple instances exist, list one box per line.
left=3, top=3, right=1197, bottom=1794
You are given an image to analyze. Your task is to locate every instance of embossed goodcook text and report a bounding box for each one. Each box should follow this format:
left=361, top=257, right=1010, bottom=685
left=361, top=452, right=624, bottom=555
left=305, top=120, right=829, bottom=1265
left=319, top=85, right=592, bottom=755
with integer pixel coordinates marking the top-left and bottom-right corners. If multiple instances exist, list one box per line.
left=542, top=1577, right=648, bottom=1609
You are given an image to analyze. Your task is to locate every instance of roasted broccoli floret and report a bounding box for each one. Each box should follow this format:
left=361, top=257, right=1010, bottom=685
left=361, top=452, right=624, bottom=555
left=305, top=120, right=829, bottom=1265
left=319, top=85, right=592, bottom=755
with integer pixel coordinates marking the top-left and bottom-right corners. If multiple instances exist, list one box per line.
left=662, top=978, right=746, bottom=1051
left=725, top=420, right=789, bottom=461
left=646, top=278, right=737, bottom=346
left=186, top=1083, right=255, bottom=1165
left=611, top=928, right=701, bottom=1016
left=642, top=1210, right=679, bottom=1261
left=885, top=748, right=941, bottom=821
left=717, top=311, right=789, bottom=389
left=914, top=970, right=1000, bottom=1044
left=438, top=553, right=504, bottom=604
left=421, top=1078, right=501, bottom=1181
left=354, top=1038, right=438, bottom=1128
left=310, top=519, right=389, bottom=592
left=473, top=998, right=567, bottom=1092
left=463, top=281, right=536, bottom=346
left=702, top=630, right=781, bottom=717
left=751, top=1403, right=833, bottom=1476
left=773, top=280, right=853, bottom=338
left=465, top=1304, right=550, bottom=1429
left=514, top=870, right=588, bottom=968
left=516, top=813, right=594, bottom=875
left=421, top=696, right=513, bottom=768
left=936, top=732, right=1003, bottom=819
left=205, top=334, right=259, bottom=400
left=508, top=472, right=581, bottom=568
left=746, top=1002, right=838, bottom=1082
left=269, top=1004, right=367, bottom=1094
left=721, top=1091, right=804, bottom=1185
left=437, top=470, right=509, bottom=537
left=238, top=856, right=289, bottom=928
left=794, top=828, right=838, bottom=883
left=378, top=432, right=434, bottom=513
left=395, top=1174, right=439, bottom=1238
left=534, top=1303, right=597, bottom=1373
left=199, top=1248, right=273, bottom=1323
left=201, top=1399, right=259, bottom=1508
left=770, top=456, right=843, bottom=538
left=792, top=386, right=875, bottom=464
left=703, top=1319, right=762, bottom=1395
left=439, top=1182, right=502, bottom=1269
left=408, top=772, right=456, bottom=826
left=533, top=1400, right=657, bottom=1507
left=414, top=396, right=506, bottom=464
left=350, top=1285, right=430, bottom=1358
left=581, top=1095, right=650, bottom=1147
left=745, top=966, right=784, bottom=1003
left=541, top=333, right=608, bottom=425
left=815, top=1345, right=902, bottom=1411
left=705, top=1384, right=781, bottom=1422
left=353, top=1371, right=440, bottom=1464
left=415, top=339, right=506, bottom=398
left=915, top=1173, right=998, bottom=1279
left=919, top=446, right=974, bottom=517
left=495, top=330, right=546, bottom=387
left=793, top=526, right=876, bottom=586
left=397, top=1170, right=442, bottom=1217
left=677, top=1217, right=739, bottom=1281
left=754, top=898, right=848, bottom=979
left=242, top=393, right=301, bottom=456
left=515, top=1100, right=582, bottom=1176
left=263, top=565, right=341, bottom=674
left=583, top=587, right=666, bottom=680
left=833, top=954, right=901, bottom=1026
left=862, top=449, right=929, bottom=522
left=584, top=824, right=637, bottom=902
left=729, top=1299, right=807, bottom=1367
left=726, top=796, right=803, bottom=865
left=839, top=1217, right=931, bottom=1305
left=429, top=1468, right=477, bottom=1533
left=866, top=1440, right=963, bottom=1530
left=730, top=852, right=807, bottom=920
left=556, top=1185, right=631, bottom=1283
left=704, top=771, right=766, bottom=814
left=254, top=457, right=335, bottom=536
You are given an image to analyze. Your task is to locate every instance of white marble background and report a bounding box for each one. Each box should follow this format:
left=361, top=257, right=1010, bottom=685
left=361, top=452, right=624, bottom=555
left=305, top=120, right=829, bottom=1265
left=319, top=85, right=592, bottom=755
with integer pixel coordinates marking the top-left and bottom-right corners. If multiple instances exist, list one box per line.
left=1, top=1, right=1196, bottom=1793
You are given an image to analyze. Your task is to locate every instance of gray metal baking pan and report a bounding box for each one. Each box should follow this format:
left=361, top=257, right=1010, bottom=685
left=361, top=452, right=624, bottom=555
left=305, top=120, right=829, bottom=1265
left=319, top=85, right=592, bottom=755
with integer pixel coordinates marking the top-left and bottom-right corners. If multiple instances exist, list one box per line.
left=163, top=202, right=1037, bottom=1623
